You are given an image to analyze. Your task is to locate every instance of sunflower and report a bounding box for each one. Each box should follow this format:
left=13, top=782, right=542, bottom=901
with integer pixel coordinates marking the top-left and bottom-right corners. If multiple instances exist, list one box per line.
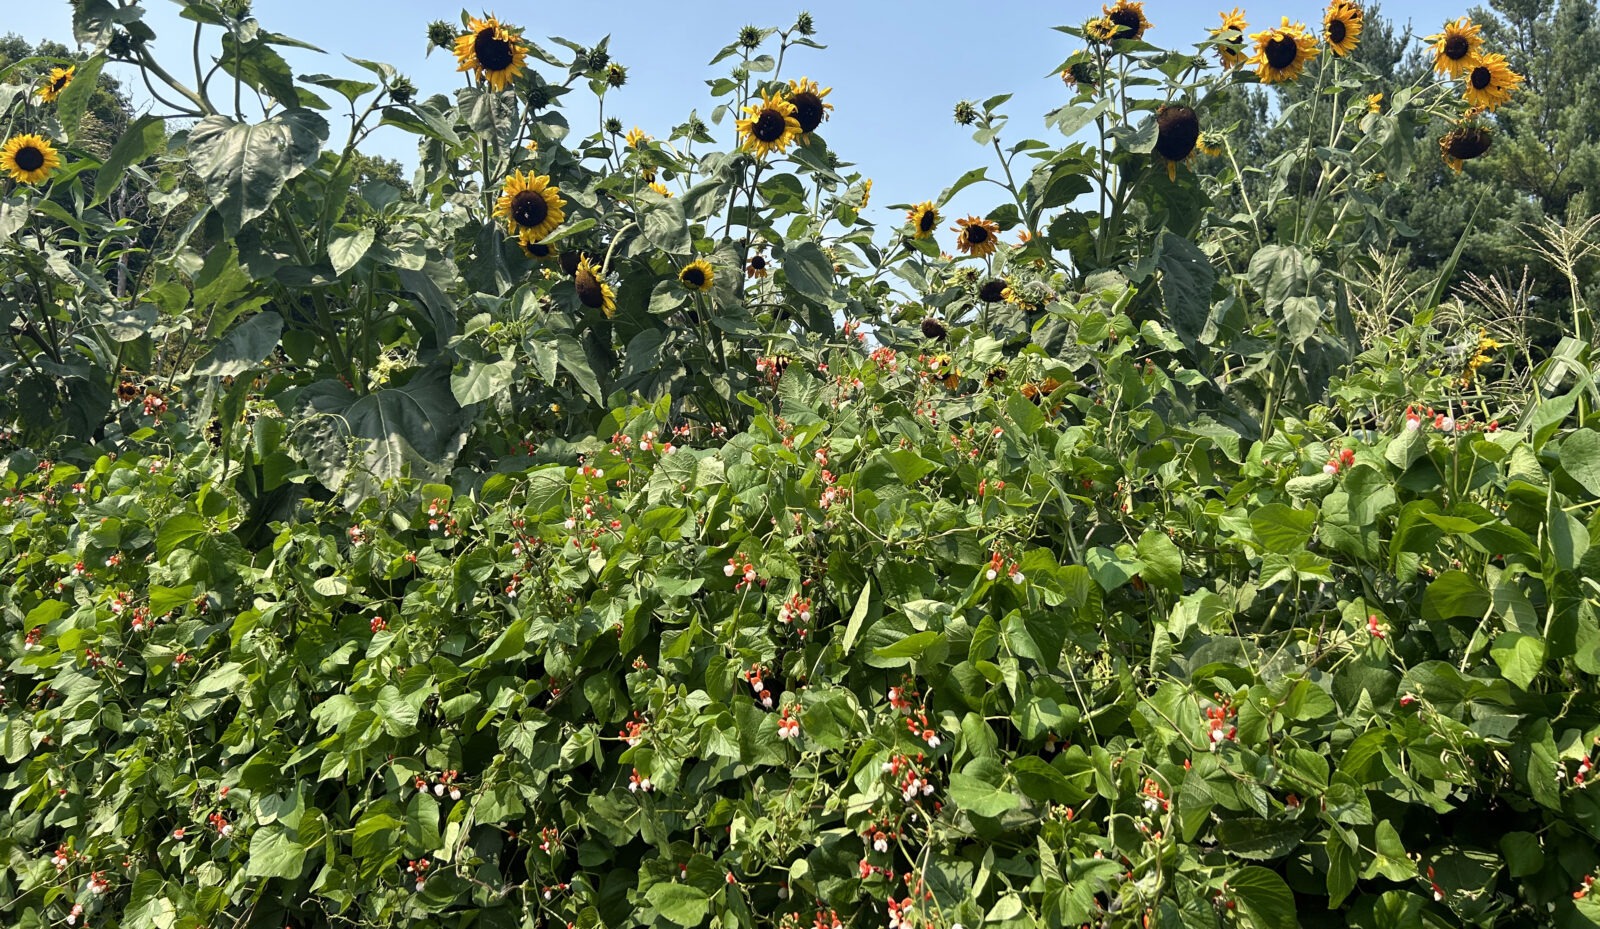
left=519, top=240, right=556, bottom=261
left=787, top=78, right=833, bottom=135
left=2, top=134, right=62, bottom=185
left=953, top=217, right=1001, bottom=258
left=1462, top=53, right=1522, bottom=112
left=1155, top=105, right=1200, bottom=181
left=978, top=279, right=1007, bottom=303
left=1323, top=1, right=1363, bottom=57
left=1103, top=0, right=1152, bottom=41
left=1426, top=17, right=1483, bottom=78
left=649, top=181, right=672, bottom=197
left=1210, top=8, right=1249, bottom=69
left=625, top=127, right=649, bottom=149
left=1249, top=18, right=1319, bottom=84
left=38, top=65, right=74, bottom=103
left=907, top=202, right=941, bottom=239
left=494, top=171, right=565, bottom=243
left=1085, top=17, right=1120, bottom=44
left=1367, top=92, right=1384, bottom=113
left=574, top=255, right=616, bottom=317
left=1439, top=122, right=1492, bottom=172
left=860, top=179, right=873, bottom=208
left=746, top=253, right=769, bottom=279
left=736, top=92, right=801, bottom=159
left=453, top=16, right=528, bottom=92
left=678, top=258, right=714, bottom=293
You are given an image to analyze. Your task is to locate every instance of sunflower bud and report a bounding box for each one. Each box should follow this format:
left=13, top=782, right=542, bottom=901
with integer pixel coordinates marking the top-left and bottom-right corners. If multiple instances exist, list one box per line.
left=107, top=29, right=136, bottom=59
left=953, top=100, right=978, bottom=126
left=586, top=47, right=610, bottom=71
left=795, top=11, right=816, bottom=35
left=604, top=117, right=624, bottom=136
left=606, top=63, right=628, bottom=88
left=526, top=85, right=551, bottom=110
left=739, top=25, right=764, bottom=49
left=389, top=76, right=416, bottom=105
left=427, top=20, right=456, bottom=51
left=921, top=318, right=948, bottom=341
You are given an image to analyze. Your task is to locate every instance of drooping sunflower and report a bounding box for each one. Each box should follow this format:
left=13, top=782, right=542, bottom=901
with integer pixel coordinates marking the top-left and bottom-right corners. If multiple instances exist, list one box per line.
left=625, top=127, right=649, bottom=149
left=787, top=78, right=833, bottom=135
left=574, top=255, right=616, bottom=317
left=2, top=134, right=62, bottom=185
left=1103, top=0, right=1152, bottom=41
left=1462, top=53, right=1522, bottom=112
left=1427, top=17, right=1483, bottom=78
left=494, top=171, right=566, bottom=243
left=1367, top=92, right=1384, bottom=113
left=678, top=259, right=715, bottom=293
left=746, top=253, right=770, bottom=279
left=1323, top=1, right=1363, bottom=57
left=1439, top=121, right=1492, bottom=172
left=1249, top=18, right=1319, bottom=84
left=648, top=181, right=672, bottom=197
left=736, top=92, right=801, bottom=159
left=907, top=202, right=941, bottom=240
left=453, top=15, right=528, bottom=92
left=978, top=279, right=1007, bottom=303
left=1209, top=8, right=1249, bottom=69
left=953, top=217, right=1001, bottom=258
left=1155, top=105, right=1201, bottom=181
left=39, top=66, right=75, bottom=103
left=1062, top=57, right=1100, bottom=89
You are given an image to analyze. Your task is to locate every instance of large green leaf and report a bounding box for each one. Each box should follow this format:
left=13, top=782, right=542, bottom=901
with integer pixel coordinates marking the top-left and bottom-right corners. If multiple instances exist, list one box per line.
left=1228, top=866, right=1295, bottom=929
left=783, top=241, right=834, bottom=301
left=1156, top=232, right=1215, bottom=351
left=293, top=366, right=466, bottom=489
left=186, top=109, right=329, bottom=234
left=191, top=311, right=283, bottom=377
left=93, top=115, right=167, bottom=207
left=55, top=54, right=106, bottom=141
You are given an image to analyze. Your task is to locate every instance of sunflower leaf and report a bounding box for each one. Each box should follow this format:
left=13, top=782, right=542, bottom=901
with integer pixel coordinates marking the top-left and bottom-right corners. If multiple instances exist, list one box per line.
left=55, top=54, right=106, bottom=142
left=92, top=115, right=167, bottom=208
left=186, top=109, right=329, bottom=236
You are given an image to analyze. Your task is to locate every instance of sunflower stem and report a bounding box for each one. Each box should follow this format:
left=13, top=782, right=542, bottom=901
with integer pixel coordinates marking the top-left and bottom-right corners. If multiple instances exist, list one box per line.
left=135, top=46, right=215, bottom=116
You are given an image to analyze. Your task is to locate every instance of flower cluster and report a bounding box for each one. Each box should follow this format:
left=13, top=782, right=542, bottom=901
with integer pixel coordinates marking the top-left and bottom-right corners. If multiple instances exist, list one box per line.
left=1204, top=694, right=1237, bottom=749
left=628, top=768, right=654, bottom=793
left=984, top=551, right=1024, bottom=585
left=745, top=664, right=776, bottom=709
left=406, top=857, right=431, bottom=892
left=725, top=553, right=761, bottom=591
left=1323, top=447, right=1356, bottom=476
left=777, top=706, right=802, bottom=740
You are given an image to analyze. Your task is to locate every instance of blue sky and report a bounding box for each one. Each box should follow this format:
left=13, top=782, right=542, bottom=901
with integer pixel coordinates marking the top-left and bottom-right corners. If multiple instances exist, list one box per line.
left=10, top=0, right=1467, bottom=229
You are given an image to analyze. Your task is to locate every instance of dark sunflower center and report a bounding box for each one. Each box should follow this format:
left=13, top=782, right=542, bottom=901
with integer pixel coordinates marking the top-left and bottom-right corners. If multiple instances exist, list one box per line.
left=1443, top=34, right=1469, bottom=59
left=1329, top=20, right=1347, bottom=43
left=1108, top=9, right=1143, bottom=37
left=510, top=190, right=549, bottom=229
left=575, top=271, right=604, bottom=308
left=754, top=108, right=788, bottom=142
left=525, top=242, right=551, bottom=258
left=918, top=211, right=937, bottom=232
left=682, top=267, right=707, bottom=288
left=474, top=28, right=515, bottom=72
left=1156, top=107, right=1200, bottom=162
left=979, top=279, right=1006, bottom=302
left=52, top=74, right=70, bottom=92
left=14, top=145, right=45, bottom=172
left=1265, top=35, right=1300, bottom=69
left=1470, top=66, right=1492, bottom=89
left=1449, top=130, right=1491, bottom=160
left=750, top=256, right=766, bottom=270
left=792, top=93, right=825, bottom=133
left=965, top=224, right=990, bottom=244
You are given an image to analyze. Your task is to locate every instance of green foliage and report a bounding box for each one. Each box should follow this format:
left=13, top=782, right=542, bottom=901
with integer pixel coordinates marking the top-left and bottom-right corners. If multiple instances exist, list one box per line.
left=2, top=2, right=1599, bottom=928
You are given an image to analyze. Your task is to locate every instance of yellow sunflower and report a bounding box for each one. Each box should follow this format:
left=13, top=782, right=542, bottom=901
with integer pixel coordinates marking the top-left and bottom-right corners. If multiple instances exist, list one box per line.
left=678, top=259, right=714, bottom=293
left=625, top=127, right=649, bottom=149
left=953, top=216, right=1001, bottom=258
left=736, top=92, right=801, bottom=159
left=1085, top=17, right=1120, bottom=43
left=520, top=240, right=556, bottom=261
left=1210, top=9, right=1249, bottom=69
left=1155, top=105, right=1201, bottom=181
left=2, top=134, right=62, bottom=185
left=1103, top=0, right=1152, bottom=41
left=1323, top=1, right=1363, bottom=57
left=1439, top=121, right=1492, bottom=172
left=1462, top=53, right=1522, bottom=112
left=1427, top=18, right=1483, bottom=78
left=907, top=202, right=941, bottom=239
left=574, top=255, right=616, bottom=317
left=494, top=171, right=566, bottom=243
left=39, top=65, right=75, bottom=103
left=787, top=78, right=833, bottom=135
left=1249, top=18, right=1319, bottom=84
left=649, top=181, right=672, bottom=197
left=453, top=15, right=528, bottom=92
left=1367, top=92, right=1384, bottom=113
